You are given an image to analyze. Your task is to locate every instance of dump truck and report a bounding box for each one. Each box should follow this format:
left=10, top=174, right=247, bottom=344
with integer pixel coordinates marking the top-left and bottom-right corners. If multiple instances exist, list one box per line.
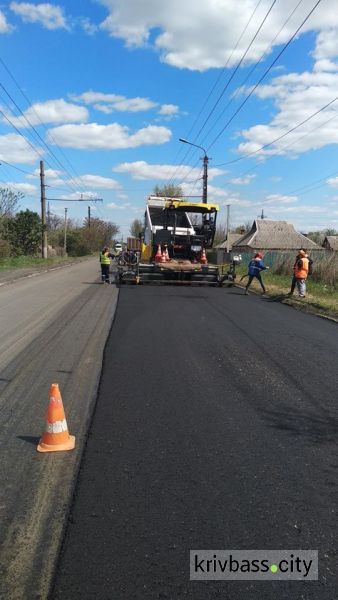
left=116, top=196, right=240, bottom=285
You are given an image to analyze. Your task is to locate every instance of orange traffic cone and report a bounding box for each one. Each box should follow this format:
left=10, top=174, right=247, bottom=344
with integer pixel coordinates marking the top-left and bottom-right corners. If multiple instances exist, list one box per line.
left=154, top=244, right=162, bottom=263
left=37, top=384, right=75, bottom=453
left=200, top=247, right=208, bottom=264
left=164, top=245, right=170, bottom=261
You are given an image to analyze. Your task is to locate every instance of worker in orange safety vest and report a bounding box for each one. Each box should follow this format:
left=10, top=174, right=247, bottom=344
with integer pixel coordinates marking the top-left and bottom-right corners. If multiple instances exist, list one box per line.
left=291, top=249, right=309, bottom=298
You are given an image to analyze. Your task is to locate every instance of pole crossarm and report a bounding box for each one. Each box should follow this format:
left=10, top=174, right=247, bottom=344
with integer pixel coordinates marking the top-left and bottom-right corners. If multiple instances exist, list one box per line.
left=46, top=198, right=103, bottom=202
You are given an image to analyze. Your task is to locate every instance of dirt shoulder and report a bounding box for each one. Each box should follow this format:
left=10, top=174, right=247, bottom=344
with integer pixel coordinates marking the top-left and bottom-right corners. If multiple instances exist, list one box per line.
left=236, top=281, right=338, bottom=323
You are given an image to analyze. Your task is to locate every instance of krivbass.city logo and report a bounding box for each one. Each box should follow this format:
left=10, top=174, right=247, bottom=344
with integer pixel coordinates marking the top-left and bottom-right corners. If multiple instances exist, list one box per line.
left=190, top=550, right=318, bottom=580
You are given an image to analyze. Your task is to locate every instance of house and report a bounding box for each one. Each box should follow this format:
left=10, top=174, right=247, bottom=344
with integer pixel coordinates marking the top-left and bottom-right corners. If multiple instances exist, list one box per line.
left=322, top=236, right=338, bottom=251
left=232, top=220, right=322, bottom=253
left=214, top=232, right=244, bottom=263
left=215, top=233, right=244, bottom=251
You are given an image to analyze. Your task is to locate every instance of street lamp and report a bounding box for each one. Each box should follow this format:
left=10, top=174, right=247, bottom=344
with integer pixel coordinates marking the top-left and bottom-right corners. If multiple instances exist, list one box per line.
left=179, top=138, right=209, bottom=203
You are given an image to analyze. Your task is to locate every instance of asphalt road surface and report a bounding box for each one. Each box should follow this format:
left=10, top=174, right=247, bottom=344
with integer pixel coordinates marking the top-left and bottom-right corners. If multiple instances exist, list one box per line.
left=51, top=285, right=338, bottom=600
left=0, top=258, right=118, bottom=599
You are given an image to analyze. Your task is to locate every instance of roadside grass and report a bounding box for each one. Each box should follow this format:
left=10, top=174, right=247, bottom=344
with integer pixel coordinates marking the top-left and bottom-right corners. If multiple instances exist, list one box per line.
left=234, top=264, right=338, bottom=319
left=0, top=255, right=89, bottom=271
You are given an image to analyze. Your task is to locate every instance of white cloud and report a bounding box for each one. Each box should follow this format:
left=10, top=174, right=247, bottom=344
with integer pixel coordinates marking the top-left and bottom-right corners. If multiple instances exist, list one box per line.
left=98, top=0, right=338, bottom=71
left=69, top=174, right=121, bottom=189
left=94, top=97, right=157, bottom=113
left=113, top=160, right=224, bottom=181
left=106, top=202, right=131, bottom=210
left=56, top=191, right=100, bottom=201
left=263, top=193, right=298, bottom=205
left=158, top=104, right=179, bottom=116
left=327, top=176, right=338, bottom=188
left=4, top=99, right=88, bottom=127
left=27, top=167, right=65, bottom=186
left=5, top=182, right=37, bottom=195
left=237, top=67, right=338, bottom=158
left=71, top=90, right=157, bottom=112
left=230, top=174, right=256, bottom=185
left=10, top=2, right=69, bottom=30
left=80, top=18, right=98, bottom=35
left=47, top=123, right=172, bottom=149
left=0, top=10, right=14, bottom=33
left=0, top=133, right=40, bottom=164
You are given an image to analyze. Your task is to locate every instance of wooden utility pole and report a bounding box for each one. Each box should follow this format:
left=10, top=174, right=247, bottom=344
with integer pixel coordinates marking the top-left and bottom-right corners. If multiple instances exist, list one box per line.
left=40, top=160, right=47, bottom=258
left=226, top=204, right=231, bottom=254
left=63, top=207, right=68, bottom=255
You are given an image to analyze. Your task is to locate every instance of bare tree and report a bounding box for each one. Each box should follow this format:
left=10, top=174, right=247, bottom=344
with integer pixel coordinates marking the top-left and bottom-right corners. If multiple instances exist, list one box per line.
left=0, top=188, right=23, bottom=218
left=129, top=218, right=143, bottom=238
left=153, top=184, right=183, bottom=198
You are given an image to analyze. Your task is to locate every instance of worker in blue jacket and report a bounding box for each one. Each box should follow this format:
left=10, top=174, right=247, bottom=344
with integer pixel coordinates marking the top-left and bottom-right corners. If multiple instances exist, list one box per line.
left=245, top=252, right=269, bottom=295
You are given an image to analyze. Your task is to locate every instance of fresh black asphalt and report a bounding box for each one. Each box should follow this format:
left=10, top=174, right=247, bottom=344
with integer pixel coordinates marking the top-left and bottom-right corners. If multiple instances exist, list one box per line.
left=51, top=286, right=338, bottom=599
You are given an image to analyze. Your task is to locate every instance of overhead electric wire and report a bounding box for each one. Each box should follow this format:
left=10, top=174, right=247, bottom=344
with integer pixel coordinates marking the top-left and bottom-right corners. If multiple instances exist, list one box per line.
left=193, top=0, right=278, bottom=146
left=169, top=0, right=280, bottom=188
left=164, top=0, right=265, bottom=187
left=214, top=96, right=338, bottom=167
left=0, top=84, right=84, bottom=197
left=171, top=0, right=304, bottom=190
left=206, top=0, right=323, bottom=151
left=0, top=55, right=90, bottom=195
left=219, top=110, right=338, bottom=188
left=0, top=159, right=38, bottom=177
left=201, top=0, right=305, bottom=148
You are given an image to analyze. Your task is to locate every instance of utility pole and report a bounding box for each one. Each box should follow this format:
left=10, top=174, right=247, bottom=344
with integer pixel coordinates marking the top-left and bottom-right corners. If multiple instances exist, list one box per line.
left=88, top=205, right=91, bottom=228
left=63, top=207, right=68, bottom=255
left=226, top=204, right=231, bottom=254
left=179, top=138, right=209, bottom=203
left=202, top=154, right=209, bottom=204
left=40, top=160, right=47, bottom=258
left=47, top=201, right=50, bottom=230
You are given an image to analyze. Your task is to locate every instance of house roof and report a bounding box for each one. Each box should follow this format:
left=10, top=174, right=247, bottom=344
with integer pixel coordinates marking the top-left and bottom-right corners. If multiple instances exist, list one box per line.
left=232, top=220, right=322, bottom=250
left=323, top=236, right=338, bottom=250
left=215, top=233, right=244, bottom=250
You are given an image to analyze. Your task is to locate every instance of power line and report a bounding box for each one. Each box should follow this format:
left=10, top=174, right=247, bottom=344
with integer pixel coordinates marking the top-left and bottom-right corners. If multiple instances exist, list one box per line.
left=207, top=0, right=323, bottom=151
left=0, top=84, right=82, bottom=196
left=220, top=109, right=338, bottom=186
left=0, top=159, right=38, bottom=176
left=0, top=55, right=89, bottom=195
left=214, top=96, right=338, bottom=167
left=170, top=0, right=279, bottom=188
left=170, top=0, right=305, bottom=190
left=164, top=0, right=265, bottom=187
left=201, top=0, right=305, bottom=147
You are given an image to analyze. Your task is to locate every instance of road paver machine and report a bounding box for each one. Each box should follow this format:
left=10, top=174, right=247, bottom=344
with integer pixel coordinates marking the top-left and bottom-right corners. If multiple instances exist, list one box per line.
left=116, top=196, right=240, bottom=285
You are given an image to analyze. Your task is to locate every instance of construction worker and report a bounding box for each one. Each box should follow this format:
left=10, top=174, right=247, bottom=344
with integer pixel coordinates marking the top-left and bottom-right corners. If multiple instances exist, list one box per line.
left=100, top=246, right=113, bottom=284
left=289, top=249, right=309, bottom=298
left=288, top=249, right=312, bottom=296
left=244, top=252, right=269, bottom=295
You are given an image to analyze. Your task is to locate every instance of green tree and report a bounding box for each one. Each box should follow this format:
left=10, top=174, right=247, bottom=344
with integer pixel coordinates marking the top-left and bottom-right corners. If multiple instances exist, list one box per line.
left=79, top=218, right=120, bottom=253
left=153, top=184, right=183, bottom=198
left=6, top=210, right=41, bottom=255
left=129, top=218, right=143, bottom=238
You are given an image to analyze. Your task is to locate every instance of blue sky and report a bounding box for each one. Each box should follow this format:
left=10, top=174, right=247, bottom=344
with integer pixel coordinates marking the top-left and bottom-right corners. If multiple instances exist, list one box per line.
left=0, top=0, right=337, bottom=238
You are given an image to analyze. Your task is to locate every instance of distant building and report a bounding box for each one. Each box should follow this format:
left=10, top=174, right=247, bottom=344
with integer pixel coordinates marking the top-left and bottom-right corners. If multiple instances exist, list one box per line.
left=232, top=220, right=322, bottom=253
left=322, top=236, right=338, bottom=251
left=214, top=233, right=245, bottom=264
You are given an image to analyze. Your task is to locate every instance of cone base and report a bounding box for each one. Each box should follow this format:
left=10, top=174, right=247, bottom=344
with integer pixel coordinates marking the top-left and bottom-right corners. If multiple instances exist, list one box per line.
left=37, top=435, right=75, bottom=453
